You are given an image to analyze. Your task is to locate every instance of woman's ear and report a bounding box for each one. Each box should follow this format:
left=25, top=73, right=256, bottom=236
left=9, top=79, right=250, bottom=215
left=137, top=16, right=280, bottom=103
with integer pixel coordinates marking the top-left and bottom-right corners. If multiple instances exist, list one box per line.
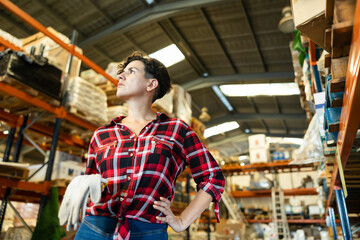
left=147, top=78, right=158, bottom=92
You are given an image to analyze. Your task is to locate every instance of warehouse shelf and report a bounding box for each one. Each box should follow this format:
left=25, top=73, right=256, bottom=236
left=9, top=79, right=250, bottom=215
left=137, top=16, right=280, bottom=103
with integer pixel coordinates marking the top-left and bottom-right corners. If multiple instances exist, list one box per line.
left=231, top=188, right=317, bottom=198
left=0, top=0, right=117, bottom=85
left=0, top=176, right=66, bottom=203
left=0, top=0, right=123, bottom=230
left=221, top=160, right=315, bottom=175
left=326, top=2, right=360, bottom=210
left=0, top=81, right=98, bottom=132
left=0, top=108, right=88, bottom=150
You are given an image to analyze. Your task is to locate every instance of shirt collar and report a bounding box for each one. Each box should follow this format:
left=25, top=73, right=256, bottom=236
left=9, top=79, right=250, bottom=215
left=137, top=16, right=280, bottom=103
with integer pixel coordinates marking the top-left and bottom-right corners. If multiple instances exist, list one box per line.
left=106, top=112, right=169, bottom=127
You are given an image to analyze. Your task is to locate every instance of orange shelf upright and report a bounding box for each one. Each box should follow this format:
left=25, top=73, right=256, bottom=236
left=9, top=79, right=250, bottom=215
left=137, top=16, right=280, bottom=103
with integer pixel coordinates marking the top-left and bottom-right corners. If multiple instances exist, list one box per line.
left=328, top=0, right=360, bottom=208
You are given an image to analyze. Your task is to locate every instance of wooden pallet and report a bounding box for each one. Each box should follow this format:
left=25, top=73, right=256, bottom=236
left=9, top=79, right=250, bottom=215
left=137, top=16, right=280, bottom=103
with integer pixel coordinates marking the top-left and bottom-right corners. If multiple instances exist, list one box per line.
left=67, top=104, right=105, bottom=126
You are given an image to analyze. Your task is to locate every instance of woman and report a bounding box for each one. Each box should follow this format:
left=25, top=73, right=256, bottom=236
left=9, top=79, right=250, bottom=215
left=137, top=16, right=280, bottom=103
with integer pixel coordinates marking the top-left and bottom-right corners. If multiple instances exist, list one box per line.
left=75, top=51, right=225, bottom=240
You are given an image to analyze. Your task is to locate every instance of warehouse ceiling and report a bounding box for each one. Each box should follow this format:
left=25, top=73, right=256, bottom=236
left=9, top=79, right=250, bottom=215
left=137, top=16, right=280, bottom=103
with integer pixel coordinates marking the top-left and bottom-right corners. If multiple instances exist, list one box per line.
left=0, top=0, right=307, bottom=158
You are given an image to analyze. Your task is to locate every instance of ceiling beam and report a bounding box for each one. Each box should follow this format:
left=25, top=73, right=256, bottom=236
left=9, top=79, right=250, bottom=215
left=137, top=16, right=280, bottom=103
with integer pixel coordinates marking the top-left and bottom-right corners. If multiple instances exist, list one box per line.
left=247, top=97, right=269, bottom=133
left=206, top=113, right=306, bottom=126
left=86, top=0, right=145, bottom=53
left=33, top=0, right=116, bottom=63
left=0, top=14, right=34, bottom=36
left=273, top=96, right=289, bottom=134
left=78, top=0, right=226, bottom=48
left=208, top=134, right=249, bottom=149
left=239, top=0, right=266, bottom=72
left=199, top=8, right=237, bottom=73
left=157, top=19, right=208, bottom=75
left=87, top=0, right=114, bottom=23
left=182, top=71, right=294, bottom=91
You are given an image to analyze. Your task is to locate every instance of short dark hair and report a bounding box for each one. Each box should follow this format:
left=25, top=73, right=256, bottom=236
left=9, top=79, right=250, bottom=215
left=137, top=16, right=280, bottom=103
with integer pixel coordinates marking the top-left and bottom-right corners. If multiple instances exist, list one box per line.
left=117, top=51, right=172, bottom=102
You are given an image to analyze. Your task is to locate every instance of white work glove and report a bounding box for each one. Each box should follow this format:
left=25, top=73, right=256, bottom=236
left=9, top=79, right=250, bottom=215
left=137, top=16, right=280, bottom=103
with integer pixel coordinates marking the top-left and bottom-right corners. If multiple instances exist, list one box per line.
left=58, top=174, right=107, bottom=231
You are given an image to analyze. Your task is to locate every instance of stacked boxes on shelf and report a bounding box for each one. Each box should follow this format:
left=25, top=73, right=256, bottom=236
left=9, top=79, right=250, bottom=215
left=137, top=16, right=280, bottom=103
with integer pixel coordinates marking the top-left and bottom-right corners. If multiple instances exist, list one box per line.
left=80, top=69, right=103, bottom=85
left=248, top=134, right=270, bottom=164
left=66, top=76, right=108, bottom=125
left=21, top=27, right=83, bottom=78
left=172, top=84, right=192, bottom=125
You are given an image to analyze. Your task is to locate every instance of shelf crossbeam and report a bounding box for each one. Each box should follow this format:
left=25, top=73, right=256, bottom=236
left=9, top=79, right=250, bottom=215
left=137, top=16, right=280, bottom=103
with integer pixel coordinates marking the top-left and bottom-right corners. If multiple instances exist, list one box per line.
left=231, top=188, right=318, bottom=198
left=0, top=82, right=97, bottom=131
left=221, top=161, right=314, bottom=174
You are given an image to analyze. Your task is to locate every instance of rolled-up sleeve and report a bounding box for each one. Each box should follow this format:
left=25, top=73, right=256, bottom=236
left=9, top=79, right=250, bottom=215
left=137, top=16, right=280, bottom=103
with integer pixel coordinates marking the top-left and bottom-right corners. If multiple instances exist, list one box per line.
left=183, top=126, right=225, bottom=222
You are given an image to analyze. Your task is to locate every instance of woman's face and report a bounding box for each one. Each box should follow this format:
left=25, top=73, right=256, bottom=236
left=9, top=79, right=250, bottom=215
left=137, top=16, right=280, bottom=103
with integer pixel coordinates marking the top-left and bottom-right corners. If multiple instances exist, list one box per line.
left=116, top=60, right=152, bottom=100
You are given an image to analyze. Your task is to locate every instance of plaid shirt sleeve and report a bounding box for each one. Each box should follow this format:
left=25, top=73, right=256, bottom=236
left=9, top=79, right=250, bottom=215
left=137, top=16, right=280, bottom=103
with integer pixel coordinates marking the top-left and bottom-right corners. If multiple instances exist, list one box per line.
left=84, top=130, right=100, bottom=175
left=183, top=125, right=225, bottom=222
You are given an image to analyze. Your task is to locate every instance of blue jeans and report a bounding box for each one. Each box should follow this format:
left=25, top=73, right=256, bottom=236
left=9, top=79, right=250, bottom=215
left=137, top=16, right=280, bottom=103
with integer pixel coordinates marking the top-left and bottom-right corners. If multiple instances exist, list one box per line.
left=74, top=216, right=168, bottom=240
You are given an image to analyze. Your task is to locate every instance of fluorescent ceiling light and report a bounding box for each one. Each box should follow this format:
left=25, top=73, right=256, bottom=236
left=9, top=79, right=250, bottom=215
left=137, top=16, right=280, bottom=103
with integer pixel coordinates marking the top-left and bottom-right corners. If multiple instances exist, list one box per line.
left=219, top=83, right=300, bottom=97
left=204, top=121, right=239, bottom=138
left=212, top=85, right=234, bottom=111
left=149, top=44, right=185, bottom=67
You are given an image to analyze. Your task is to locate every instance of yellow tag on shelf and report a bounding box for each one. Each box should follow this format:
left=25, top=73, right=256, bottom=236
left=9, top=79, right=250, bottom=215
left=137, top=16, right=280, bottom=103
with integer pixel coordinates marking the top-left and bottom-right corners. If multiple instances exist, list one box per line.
left=335, top=145, right=348, bottom=198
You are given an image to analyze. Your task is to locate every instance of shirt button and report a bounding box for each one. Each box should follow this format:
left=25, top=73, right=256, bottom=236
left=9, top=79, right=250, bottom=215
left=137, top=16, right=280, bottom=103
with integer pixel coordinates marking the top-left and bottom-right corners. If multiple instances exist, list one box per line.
left=133, top=138, right=136, bottom=142
left=120, top=197, right=124, bottom=201
left=130, top=153, right=133, bottom=156
left=127, top=176, right=131, bottom=181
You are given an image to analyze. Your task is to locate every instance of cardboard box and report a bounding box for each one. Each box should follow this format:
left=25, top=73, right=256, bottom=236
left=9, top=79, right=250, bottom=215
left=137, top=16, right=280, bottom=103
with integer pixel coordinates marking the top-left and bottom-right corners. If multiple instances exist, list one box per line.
left=248, top=134, right=267, bottom=149
left=249, top=148, right=270, bottom=164
left=331, top=57, right=348, bottom=79
left=215, top=220, right=245, bottom=240
left=291, top=0, right=330, bottom=52
left=27, top=150, right=83, bottom=181
left=22, top=27, right=82, bottom=77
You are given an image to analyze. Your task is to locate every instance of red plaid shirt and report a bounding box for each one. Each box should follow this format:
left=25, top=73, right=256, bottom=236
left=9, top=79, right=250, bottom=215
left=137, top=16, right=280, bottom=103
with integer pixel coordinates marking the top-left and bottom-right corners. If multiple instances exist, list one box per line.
left=84, top=112, right=225, bottom=239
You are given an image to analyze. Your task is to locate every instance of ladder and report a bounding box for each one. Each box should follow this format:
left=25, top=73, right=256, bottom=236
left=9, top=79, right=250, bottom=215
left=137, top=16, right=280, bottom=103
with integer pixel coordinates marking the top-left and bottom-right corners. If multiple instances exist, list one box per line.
left=272, top=188, right=291, bottom=240
left=222, top=190, right=247, bottom=223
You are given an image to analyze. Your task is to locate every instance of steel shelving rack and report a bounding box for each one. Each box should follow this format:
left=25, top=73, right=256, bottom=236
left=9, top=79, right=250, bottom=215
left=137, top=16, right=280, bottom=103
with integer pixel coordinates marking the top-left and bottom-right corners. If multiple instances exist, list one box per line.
left=0, top=0, right=118, bottom=234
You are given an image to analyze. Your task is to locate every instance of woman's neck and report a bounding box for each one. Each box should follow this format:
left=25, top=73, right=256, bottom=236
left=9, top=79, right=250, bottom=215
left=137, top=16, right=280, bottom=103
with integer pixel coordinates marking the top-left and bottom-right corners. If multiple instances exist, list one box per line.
left=125, top=99, right=156, bottom=123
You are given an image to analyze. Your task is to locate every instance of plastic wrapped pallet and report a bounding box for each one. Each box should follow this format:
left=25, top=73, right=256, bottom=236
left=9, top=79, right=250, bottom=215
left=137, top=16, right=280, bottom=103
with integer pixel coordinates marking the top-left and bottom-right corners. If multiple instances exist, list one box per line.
left=153, top=90, right=173, bottom=115
left=66, top=76, right=107, bottom=125
left=80, top=69, right=103, bottom=84
left=107, top=104, right=128, bottom=122
left=172, top=84, right=192, bottom=125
